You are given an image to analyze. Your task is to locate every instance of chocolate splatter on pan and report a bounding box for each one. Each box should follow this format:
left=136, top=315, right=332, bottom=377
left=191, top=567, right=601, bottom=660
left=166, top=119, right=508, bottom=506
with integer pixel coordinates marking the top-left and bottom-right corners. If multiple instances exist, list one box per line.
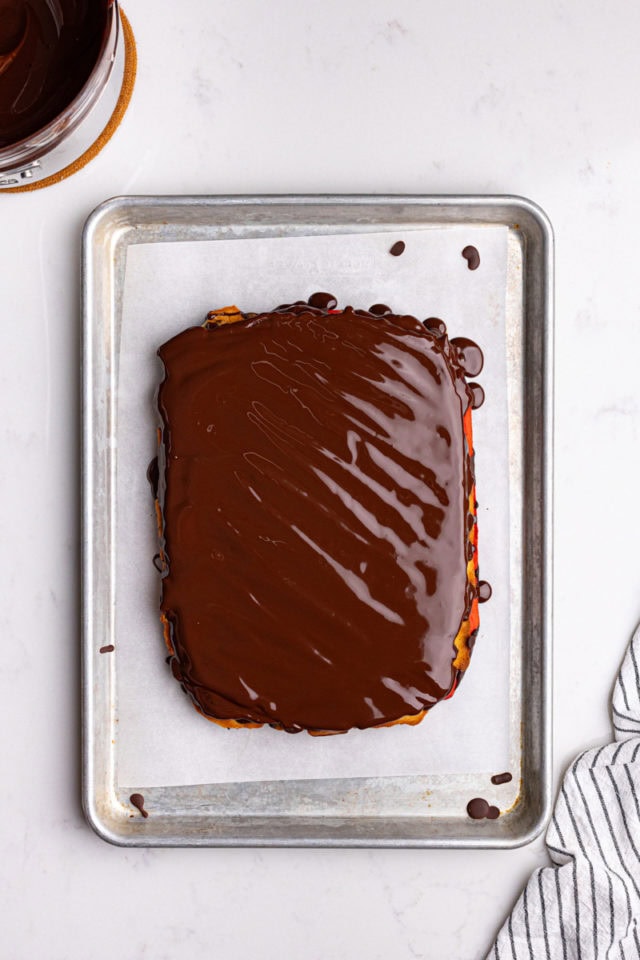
left=129, top=793, right=149, bottom=818
left=467, top=798, right=490, bottom=820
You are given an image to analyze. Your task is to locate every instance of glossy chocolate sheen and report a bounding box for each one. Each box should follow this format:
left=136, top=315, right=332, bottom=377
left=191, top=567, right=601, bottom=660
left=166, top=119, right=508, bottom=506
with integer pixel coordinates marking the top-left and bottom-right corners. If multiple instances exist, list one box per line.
left=0, top=0, right=108, bottom=147
left=156, top=301, right=483, bottom=733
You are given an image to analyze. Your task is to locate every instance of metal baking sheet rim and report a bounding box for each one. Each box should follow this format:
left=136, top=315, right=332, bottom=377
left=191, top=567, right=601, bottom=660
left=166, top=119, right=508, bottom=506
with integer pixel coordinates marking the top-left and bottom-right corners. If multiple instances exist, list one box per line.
left=81, top=194, right=553, bottom=848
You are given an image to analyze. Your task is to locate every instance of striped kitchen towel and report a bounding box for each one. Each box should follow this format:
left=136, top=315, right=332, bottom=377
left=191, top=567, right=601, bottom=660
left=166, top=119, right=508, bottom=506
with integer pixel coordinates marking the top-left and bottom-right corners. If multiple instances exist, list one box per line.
left=488, top=624, right=640, bottom=959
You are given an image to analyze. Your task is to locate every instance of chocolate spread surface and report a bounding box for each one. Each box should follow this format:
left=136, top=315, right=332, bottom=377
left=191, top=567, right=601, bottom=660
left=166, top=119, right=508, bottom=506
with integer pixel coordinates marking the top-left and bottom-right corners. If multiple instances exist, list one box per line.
left=156, top=299, right=484, bottom=733
left=0, top=0, right=107, bottom=147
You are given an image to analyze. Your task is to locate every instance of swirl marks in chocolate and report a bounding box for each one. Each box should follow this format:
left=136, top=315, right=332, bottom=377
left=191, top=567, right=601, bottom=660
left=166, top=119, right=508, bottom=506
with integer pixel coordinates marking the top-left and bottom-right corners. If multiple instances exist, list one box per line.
left=157, top=302, right=483, bottom=733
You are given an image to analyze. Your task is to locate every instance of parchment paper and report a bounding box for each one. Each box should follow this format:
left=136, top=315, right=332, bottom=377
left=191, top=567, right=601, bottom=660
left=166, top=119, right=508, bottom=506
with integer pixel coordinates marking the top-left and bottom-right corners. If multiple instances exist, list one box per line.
left=115, top=226, right=510, bottom=787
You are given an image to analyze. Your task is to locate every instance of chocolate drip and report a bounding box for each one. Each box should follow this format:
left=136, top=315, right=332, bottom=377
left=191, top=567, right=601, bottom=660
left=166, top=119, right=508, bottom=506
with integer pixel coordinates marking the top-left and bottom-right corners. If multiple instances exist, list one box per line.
left=424, top=317, right=447, bottom=338
left=0, top=0, right=108, bottom=147
left=156, top=299, right=484, bottom=733
left=450, top=338, right=484, bottom=377
left=486, top=805, right=500, bottom=819
left=99, top=644, right=114, bottom=654
left=129, top=793, right=149, bottom=818
left=308, top=292, right=338, bottom=310
left=389, top=241, right=406, bottom=257
left=369, top=304, right=391, bottom=316
left=469, top=383, right=485, bottom=410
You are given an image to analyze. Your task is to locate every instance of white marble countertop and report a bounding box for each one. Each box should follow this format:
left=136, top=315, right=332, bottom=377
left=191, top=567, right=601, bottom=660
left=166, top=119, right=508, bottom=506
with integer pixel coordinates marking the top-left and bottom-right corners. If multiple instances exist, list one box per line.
left=2, top=1, right=640, bottom=956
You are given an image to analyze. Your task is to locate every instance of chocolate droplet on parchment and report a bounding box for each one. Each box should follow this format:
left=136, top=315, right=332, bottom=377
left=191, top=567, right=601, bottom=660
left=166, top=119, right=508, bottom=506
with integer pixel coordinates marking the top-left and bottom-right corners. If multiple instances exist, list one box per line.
left=462, top=245, right=480, bottom=270
left=491, top=772, right=512, bottom=785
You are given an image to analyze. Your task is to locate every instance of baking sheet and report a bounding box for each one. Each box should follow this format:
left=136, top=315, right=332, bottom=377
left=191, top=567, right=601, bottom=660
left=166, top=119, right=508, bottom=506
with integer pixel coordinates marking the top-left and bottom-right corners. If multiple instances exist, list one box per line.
left=114, top=225, right=511, bottom=787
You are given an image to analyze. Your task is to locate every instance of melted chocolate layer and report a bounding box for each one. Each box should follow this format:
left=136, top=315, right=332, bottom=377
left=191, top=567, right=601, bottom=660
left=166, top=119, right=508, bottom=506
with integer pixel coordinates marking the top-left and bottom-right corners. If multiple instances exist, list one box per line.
left=156, top=298, right=484, bottom=733
left=0, top=0, right=108, bottom=147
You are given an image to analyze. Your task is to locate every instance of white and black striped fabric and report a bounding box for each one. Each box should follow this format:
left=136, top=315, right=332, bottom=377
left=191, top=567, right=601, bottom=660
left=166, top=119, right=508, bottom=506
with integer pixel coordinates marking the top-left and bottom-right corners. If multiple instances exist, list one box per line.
left=488, top=624, right=640, bottom=959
